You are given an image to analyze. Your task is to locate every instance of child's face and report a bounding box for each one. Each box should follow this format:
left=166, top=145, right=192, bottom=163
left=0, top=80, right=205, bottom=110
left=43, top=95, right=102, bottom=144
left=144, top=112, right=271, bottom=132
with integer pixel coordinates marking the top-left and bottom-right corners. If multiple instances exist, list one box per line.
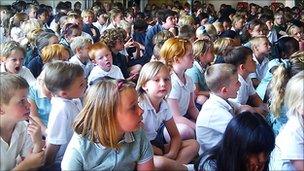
left=243, top=54, right=256, bottom=73
left=65, top=74, right=87, bottom=99
left=226, top=74, right=240, bottom=98
left=199, top=47, right=214, bottom=67
left=290, top=27, right=303, bottom=41
left=78, top=43, right=90, bottom=60
left=235, top=19, right=245, bottom=30
left=83, top=15, right=94, bottom=24
left=95, top=48, right=113, bottom=72
left=29, top=9, right=37, bottom=19
left=114, top=39, right=125, bottom=51
left=265, top=20, right=273, bottom=30
left=0, top=88, right=30, bottom=122
left=223, top=21, right=231, bottom=31
left=143, top=67, right=172, bottom=100
left=114, top=13, right=123, bottom=24
left=98, top=15, right=107, bottom=24
left=256, top=40, right=271, bottom=56
left=250, top=25, right=264, bottom=37
left=246, top=152, right=267, bottom=171
left=274, top=15, right=283, bottom=25
left=4, top=49, right=24, bottom=74
left=116, top=88, right=143, bottom=133
left=125, top=14, right=134, bottom=23
left=163, top=16, right=175, bottom=29
left=178, top=48, right=194, bottom=70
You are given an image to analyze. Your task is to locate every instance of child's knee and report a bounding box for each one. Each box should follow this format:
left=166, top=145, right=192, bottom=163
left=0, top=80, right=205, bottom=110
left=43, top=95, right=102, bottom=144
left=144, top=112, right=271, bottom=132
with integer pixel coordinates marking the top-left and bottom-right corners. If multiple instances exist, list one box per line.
left=177, top=124, right=195, bottom=139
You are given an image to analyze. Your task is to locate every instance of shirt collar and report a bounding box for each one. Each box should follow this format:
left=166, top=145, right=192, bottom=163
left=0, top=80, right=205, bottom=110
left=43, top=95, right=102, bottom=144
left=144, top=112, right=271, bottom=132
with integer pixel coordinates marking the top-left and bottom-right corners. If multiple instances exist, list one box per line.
left=96, top=132, right=135, bottom=150
left=140, top=94, right=169, bottom=114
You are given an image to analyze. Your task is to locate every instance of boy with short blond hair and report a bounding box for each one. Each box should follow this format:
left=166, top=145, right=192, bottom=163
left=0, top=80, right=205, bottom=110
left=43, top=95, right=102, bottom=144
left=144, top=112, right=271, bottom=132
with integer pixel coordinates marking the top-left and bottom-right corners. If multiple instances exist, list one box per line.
left=0, top=73, right=44, bottom=170
left=249, top=36, right=271, bottom=87
left=196, top=63, right=253, bottom=153
left=44, top=61, right=86, bottom=169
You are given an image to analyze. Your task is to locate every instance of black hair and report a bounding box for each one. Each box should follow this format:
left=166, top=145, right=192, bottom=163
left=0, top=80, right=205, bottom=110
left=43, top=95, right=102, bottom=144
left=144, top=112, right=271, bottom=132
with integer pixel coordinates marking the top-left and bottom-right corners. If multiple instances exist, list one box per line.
left=133, top=18, right=148, bottom=32
left=196, top=112, right=275, bottom=171
left=273, top=36, right=299, bottom=60
left=156, top=9, right=176, bottom=24
left=259, top=14, right=274, bottom=23
left=218, top=17, right=232, bottom=24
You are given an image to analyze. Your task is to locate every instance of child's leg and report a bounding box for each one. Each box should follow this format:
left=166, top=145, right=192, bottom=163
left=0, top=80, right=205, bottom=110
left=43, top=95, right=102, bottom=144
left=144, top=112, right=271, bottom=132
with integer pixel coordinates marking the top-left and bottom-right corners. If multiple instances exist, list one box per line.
left=153, top=155, right=187, bottom=171
left=164, top=123, right=196, bottom=142
left=174, top=139, right=199, bottom=164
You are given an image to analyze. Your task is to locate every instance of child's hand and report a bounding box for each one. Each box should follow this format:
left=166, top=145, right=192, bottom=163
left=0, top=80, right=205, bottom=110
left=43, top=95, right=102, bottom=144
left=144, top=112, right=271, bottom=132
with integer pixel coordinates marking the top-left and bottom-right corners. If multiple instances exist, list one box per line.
left=22, top=150, right=45, bottom=169
left=238, top=105, right=256, bottom=114
left=27, top=116, right=42, bottom=145
left=164, top=151, right=177, bottom=160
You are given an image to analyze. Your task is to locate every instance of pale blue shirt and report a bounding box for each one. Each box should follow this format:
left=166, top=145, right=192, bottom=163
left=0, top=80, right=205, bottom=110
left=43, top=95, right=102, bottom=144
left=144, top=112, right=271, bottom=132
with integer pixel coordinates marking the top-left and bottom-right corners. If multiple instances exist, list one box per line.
left=61, top=128, right=153, bottom=170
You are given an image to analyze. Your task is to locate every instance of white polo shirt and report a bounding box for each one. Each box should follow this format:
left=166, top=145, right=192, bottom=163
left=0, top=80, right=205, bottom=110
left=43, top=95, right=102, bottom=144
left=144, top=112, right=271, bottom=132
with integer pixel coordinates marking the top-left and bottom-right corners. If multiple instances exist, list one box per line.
left=47, top=97, right=83, bottom=163
left=168, top=72, right=195, bottom=116
left=0, top=63, right=36, bottom=86
left=230, top=74, right=256, bottom=105
left=88, top=65, right=124, bottom=84
left=196, top=93, right=238, bottom=154
left=139, top=95, right=173, bottom=141
left=249, top=54, right=269, bottom=81
left=69, top=55, right=94, bottom=78
left=270, top=114, right=304, bottom=170
left=0, top=121, right=33, bottom=170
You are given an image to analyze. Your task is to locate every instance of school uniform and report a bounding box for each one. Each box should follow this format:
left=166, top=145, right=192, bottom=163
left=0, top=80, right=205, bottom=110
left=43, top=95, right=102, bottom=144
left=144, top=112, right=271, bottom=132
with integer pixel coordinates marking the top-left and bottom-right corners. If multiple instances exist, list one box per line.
left=88, top=65, right=124, bottom=85
left=69, top=55, right=94, bottom=78
left=230, top=74, right=256, bottom=105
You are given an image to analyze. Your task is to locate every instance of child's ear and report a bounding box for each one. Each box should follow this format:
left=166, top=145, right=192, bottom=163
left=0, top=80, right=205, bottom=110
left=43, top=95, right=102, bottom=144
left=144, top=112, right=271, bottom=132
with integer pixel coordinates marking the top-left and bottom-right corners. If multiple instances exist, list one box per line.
left=239, top=64, right=246, bottom=71
left=221, top=87, right=228, bottom=94
left=142, top=83, right=148, bottom=91
left=76, top=47, right=82, bottom=54
left=58, top=90, right=68, bottom=99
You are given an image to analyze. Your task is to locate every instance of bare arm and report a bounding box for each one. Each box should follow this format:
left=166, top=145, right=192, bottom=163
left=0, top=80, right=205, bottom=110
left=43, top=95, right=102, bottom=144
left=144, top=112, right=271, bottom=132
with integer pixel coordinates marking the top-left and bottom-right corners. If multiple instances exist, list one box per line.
left=186, top=93, right=199, bottom=121
left=137, top=158, right=154, bottom=171
left=163, top=118, right=181, bottom=160
left=44, top=143, right=60, bottom=166
left=28, top=99, right=47, bottom=136
left=12, top=151, right=45, bottom=171
left=291, top=160, right=304, bottom=171
left=167, top=99, right=196, bottom=129
left=248, top=93, right=269, bottom=116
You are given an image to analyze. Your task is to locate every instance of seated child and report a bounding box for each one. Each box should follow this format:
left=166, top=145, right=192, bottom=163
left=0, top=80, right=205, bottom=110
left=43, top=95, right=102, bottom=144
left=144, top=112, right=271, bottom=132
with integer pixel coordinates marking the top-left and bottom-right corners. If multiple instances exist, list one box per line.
left=186, top=39, right=214, bottom=110
left=0, top=73, right=44, bottom=170
left=44, top=61, right=86, bottom=169
left=61, top=78, right=154, bottom=170
left=69, top=36, right=94, bottom=78
left=249, top=36, right=271, bottom=88
left=0, top=41, right=35, bottom=85
left=224, top=46, right=269, bottom=116
left=87, top=42, right=124, bottom=84
left=270, top=71, right=304, bottom=170
left=28, top=69, right=52, bottom=136
left=136, top=61, right=199, bottom=170
left=160, top=37, right=199, bottom=140
left=196, top=63, right=254, bottom=153
left=81, top=10, right=100, bottom=43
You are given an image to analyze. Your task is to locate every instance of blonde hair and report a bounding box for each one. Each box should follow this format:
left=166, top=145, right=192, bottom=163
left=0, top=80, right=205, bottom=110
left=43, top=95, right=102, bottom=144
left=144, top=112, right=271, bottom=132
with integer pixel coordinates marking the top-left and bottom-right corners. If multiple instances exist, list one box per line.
left=286, top=25, right=302, bottom=36
left=0, top=41, right=24, bottom=61
left=81, top=9, right=94, bottom=18
left=41, top=44, right=69, bottom=63
left=193, top=39, right=213, bottom=60
left=269, top=51, right=304, bottom=118
left=74, top=78, right=135, bottom=148
left=232, top=14, right=244, bottom=27
left=20, top=19, right=42, bottom=36
left=213, top=37, right=234, bottom=56
left=284, top=71, right=304, bottom=128
left=136, top=61, right=171, bottom=98
left=250, top=35, right=269, bottom=49
left=70, top=36, right=93, bottom=54
left=178, top=15, right=195, bottom=27
left=159, top=37, right=192, bottom=69
left=205, top=63, right=237, bottom=92
left=88, top=42, right=110, bottom=60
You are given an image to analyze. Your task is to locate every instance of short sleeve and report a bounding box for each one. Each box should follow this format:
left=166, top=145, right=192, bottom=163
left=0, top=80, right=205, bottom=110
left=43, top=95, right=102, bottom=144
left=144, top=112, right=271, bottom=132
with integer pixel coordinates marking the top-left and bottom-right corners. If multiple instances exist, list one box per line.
left=168, top=78, right=181, bottom=100
left=138, top=129, right=153, bottom=164
left=247, top=78, right=256, bottom=96
left=47, top=108, right=69, bottom=145
left=19, top=122, right=33, bottom=157
left=28, top=84, right=38, bottom=101
left=61, top=135, right=84, bottom=170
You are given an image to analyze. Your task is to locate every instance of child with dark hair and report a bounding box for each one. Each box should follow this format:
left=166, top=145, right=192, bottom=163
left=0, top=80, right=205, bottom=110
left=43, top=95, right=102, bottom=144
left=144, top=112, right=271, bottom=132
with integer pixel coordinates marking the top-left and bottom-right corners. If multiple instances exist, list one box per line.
left=197, top=111, right=275, bottom=171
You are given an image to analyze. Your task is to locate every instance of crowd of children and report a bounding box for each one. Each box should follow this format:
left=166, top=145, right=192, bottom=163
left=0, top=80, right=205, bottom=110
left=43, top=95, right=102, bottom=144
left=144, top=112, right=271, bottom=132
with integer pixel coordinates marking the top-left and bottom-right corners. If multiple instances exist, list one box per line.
left=0, top=0, right=303, bottom=170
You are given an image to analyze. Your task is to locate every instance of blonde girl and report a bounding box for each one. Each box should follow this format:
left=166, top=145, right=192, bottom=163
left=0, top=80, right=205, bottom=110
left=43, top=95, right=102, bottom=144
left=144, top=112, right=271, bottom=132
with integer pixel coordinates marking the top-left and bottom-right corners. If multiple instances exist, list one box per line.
left=186, top=39, right=214, bottom=109
left=9, top=12, right=29, bottom=42
left=61, top=78, right=154, bottom=170
left=160, top=37, right=199, bottom=140
left=136, top=61, right=199, bottom=170
left=213, top=37, right=234, bottom=63
left=268, top=51, right=304, bottom=135
left=270, top=71, right=304, bottom=171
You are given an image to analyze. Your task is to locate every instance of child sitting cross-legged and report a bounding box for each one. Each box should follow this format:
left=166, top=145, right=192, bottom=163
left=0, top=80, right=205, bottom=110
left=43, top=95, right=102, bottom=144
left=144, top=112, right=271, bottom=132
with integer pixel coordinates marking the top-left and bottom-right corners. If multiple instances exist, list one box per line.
left=136, top=61, right=199, bottom=170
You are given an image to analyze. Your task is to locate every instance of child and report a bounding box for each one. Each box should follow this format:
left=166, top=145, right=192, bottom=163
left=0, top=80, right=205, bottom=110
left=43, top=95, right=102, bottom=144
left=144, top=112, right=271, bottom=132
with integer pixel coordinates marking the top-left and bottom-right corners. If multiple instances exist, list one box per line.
left=197, top=111, right=275, bottom=171
left=150, top=30, right=174, bottom=61
left=0, top=41, right=36, bottom=85
left=61, top=78, right=154, bottom=170
left=44, top=61, right=86, bottom=169
left=196, top=63, right=254, bottom=153
left=87, top=42, right=124, bottom=84
left=9, top=12, right=28, bottom=42
left=186, top=39, right=214, bottom=109
left=136, top=61, right=199, bottom=170
left=0, top=73, right=44, bottom=170
left=81, top=10, right=100, bottom=43
left=268, top=52, right=304, bottom=135
left=92, top=9, right=109, bottom=35
left=273, top=12, right=287, bottom=38
left=160, top=37, right=199, bottom=140
left=259, top=14, right=278, bottom=44
left=69, top=36, right=94, bottom=78
left=28, top=69, right=52, bottom=137
left=249, top=36, right=271, bottom=88
left=224, top=46, right=268, bottom=116
left=270, top=71, right=304, bottom=170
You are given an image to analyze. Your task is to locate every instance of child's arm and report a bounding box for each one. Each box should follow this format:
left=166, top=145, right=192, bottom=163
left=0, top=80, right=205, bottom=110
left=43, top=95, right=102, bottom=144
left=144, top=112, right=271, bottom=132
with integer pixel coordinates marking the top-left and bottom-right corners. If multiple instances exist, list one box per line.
left=44, top=143, right=61, bottom=166
left=186, top=93, right=199, bottom=121
left=12, top=150, right=45, bottom=171
left=291, top=160, right=304, bottom=171
left=28, top=117, right=43, bottom=153
left=248, top=93, right=269, bottom=116
left=163, top=118, right=181, bottom=160
left=137, top=158, right=154, bottom=171
left=167, top=99, right=195, bottom=129
left=28, top=99, right=47, bottom=136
